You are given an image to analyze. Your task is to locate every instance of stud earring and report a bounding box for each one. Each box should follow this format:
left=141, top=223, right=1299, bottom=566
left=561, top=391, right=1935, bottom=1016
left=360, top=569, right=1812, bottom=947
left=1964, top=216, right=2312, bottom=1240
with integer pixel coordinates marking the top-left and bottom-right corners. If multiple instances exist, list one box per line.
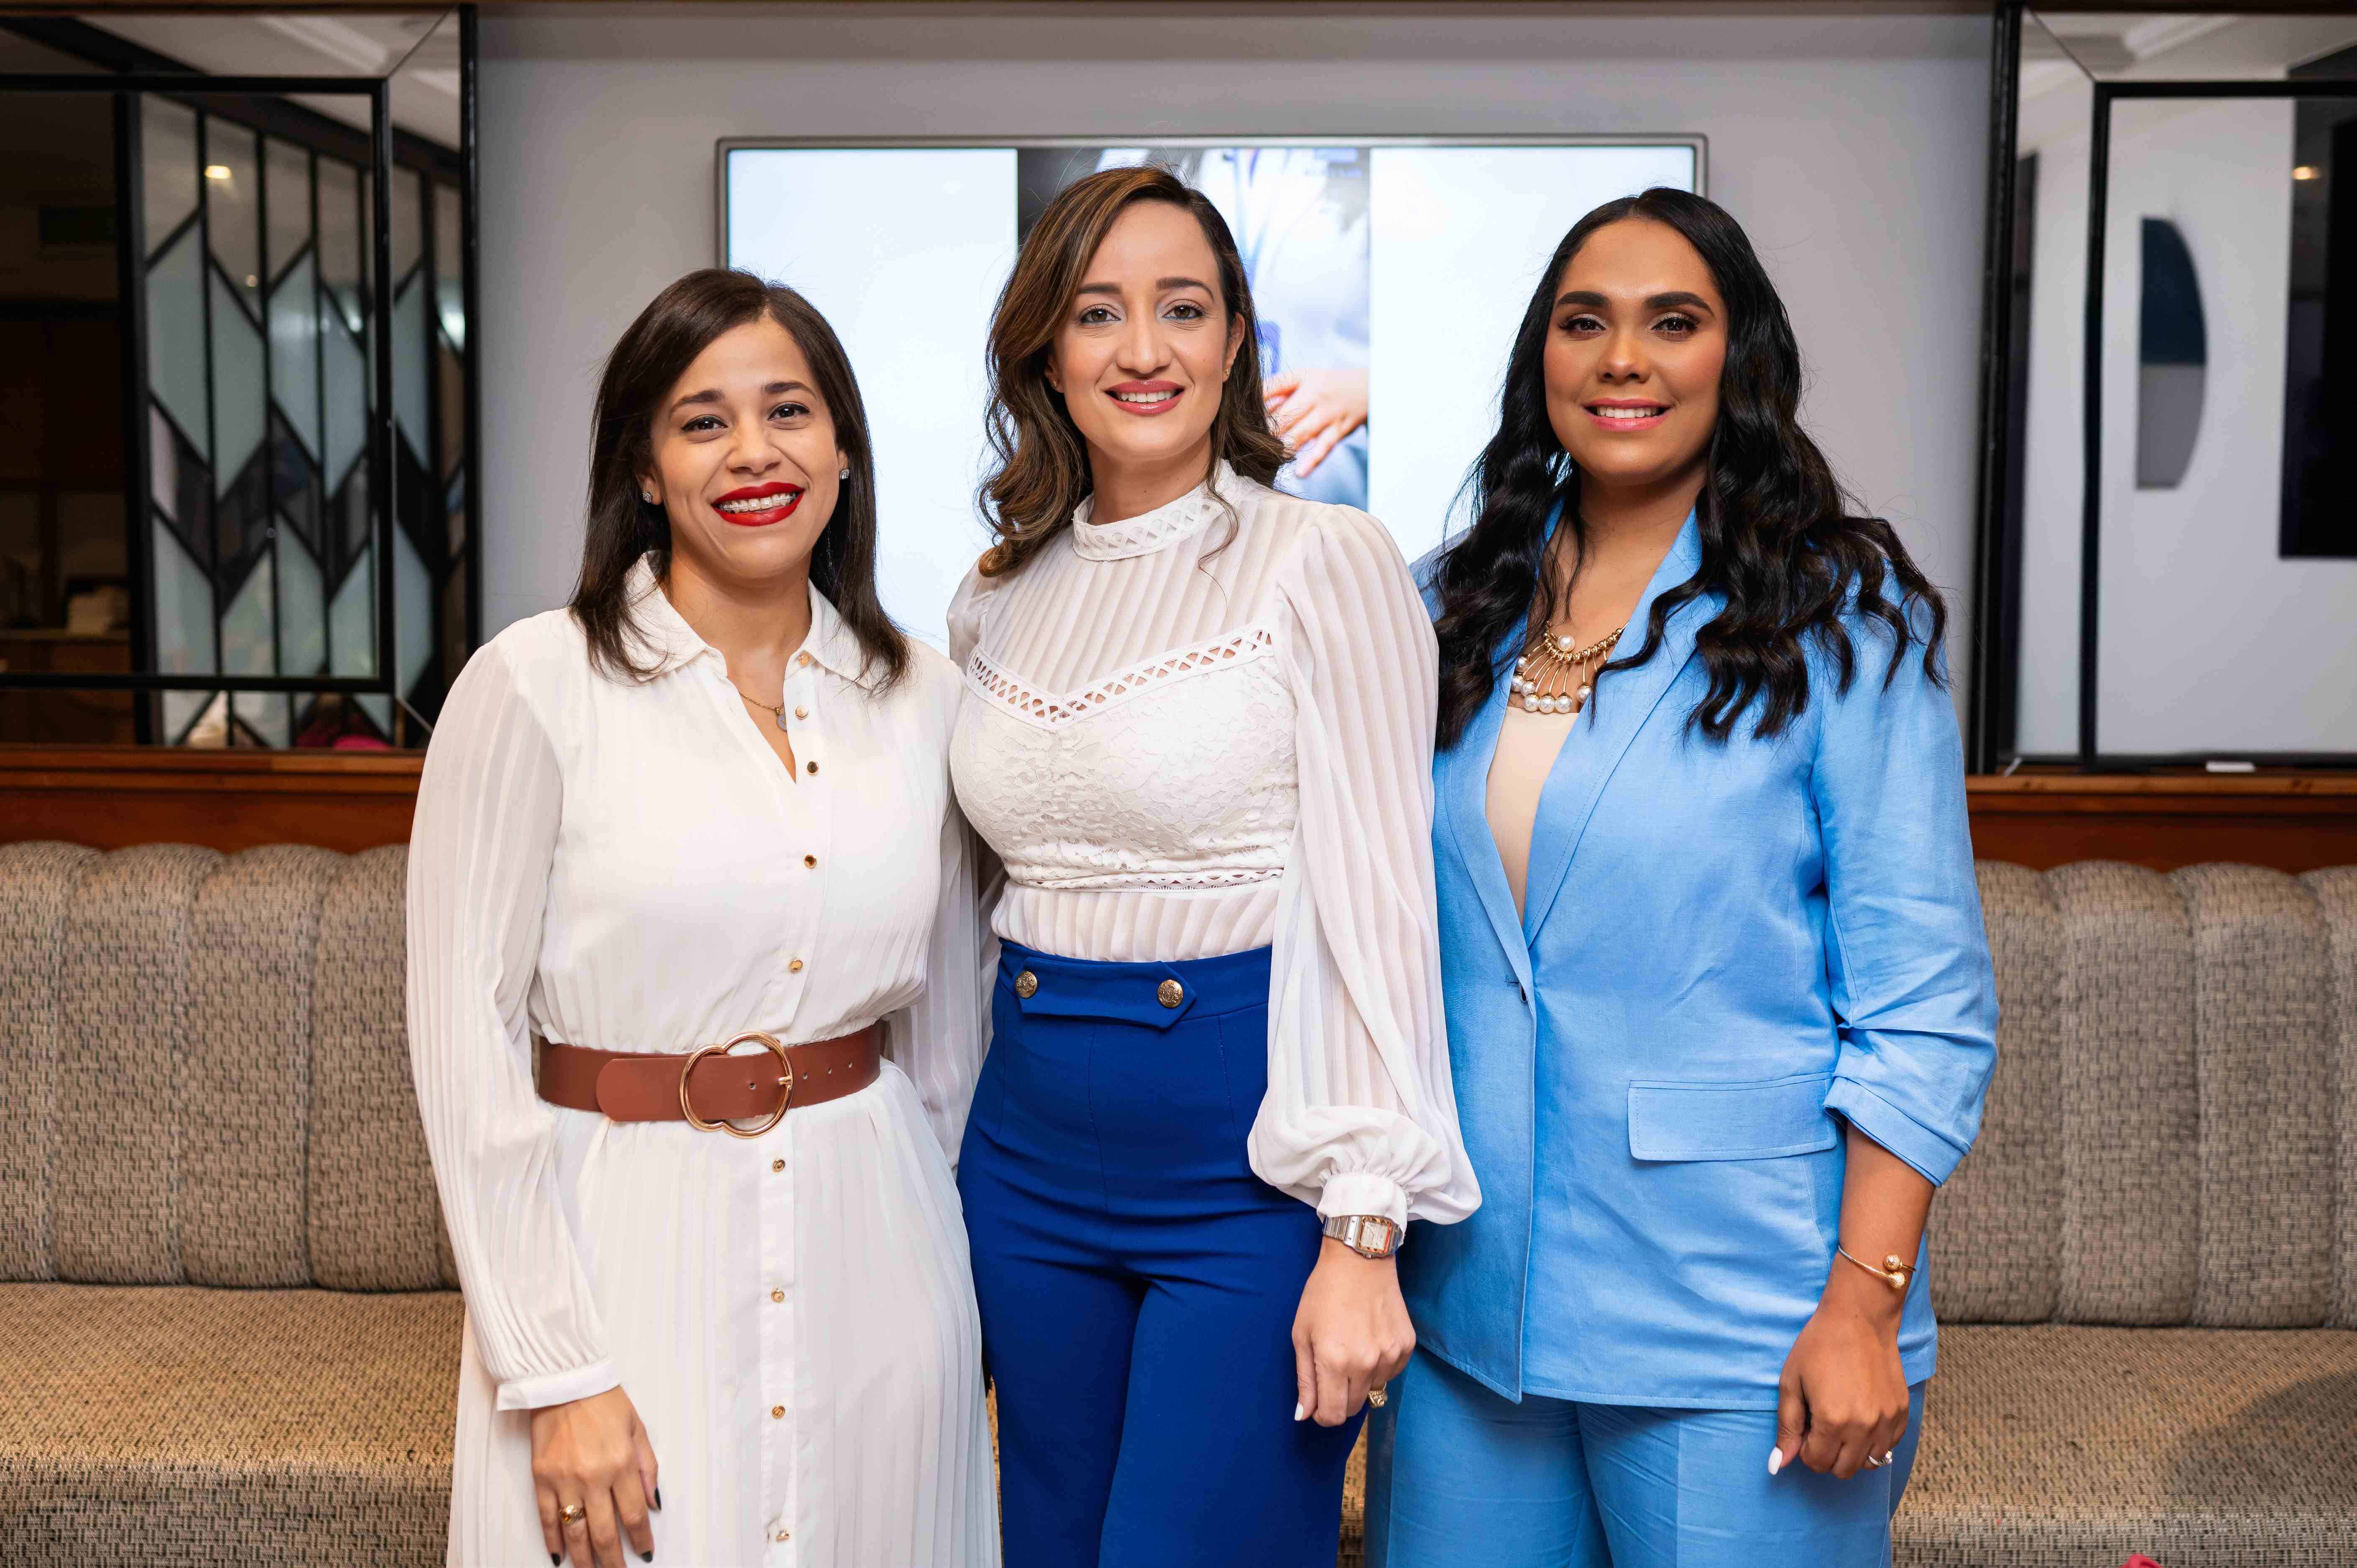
left=641, top=490, right=655, bottom=504
left=838, top=467, right=850, bottom=480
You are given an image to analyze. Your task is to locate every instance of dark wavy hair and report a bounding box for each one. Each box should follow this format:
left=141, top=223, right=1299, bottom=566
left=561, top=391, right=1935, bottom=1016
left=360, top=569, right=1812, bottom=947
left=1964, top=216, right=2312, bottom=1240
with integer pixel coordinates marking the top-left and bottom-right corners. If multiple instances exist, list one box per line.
left=1431, top=188, right=1943, bottom=748
left=570, top=268, right=907, bottom=691
left=975, top=164, right=1288, bottom=578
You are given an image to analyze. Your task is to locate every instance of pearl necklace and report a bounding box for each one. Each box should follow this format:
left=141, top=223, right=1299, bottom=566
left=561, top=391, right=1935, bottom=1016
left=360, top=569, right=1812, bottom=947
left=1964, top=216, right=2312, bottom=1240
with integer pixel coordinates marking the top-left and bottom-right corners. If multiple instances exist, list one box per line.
left=1510, top=624, right=1624, bottom=715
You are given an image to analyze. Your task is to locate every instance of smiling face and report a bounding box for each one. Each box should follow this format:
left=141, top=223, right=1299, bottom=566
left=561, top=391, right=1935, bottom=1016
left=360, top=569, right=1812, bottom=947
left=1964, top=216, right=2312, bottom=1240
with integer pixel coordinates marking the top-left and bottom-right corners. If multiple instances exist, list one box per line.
left=1543, top=217, right=1729, bottom=501
left=1047, top=199, right=1246, bottom=499
left=641, top=314, right=847, bottom=589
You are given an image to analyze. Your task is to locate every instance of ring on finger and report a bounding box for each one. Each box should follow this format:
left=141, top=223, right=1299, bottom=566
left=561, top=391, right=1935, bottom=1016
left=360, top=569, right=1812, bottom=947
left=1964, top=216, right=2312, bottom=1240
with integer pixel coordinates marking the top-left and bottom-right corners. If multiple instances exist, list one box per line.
left=1366, top=1385, right=1388, bottom=1409
left=558, top=1501, right=587, bottom=1524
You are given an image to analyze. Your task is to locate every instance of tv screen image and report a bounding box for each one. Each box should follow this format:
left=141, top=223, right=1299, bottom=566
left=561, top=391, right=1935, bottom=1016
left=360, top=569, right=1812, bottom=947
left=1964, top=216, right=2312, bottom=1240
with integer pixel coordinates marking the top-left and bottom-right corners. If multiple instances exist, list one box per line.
left=722, top=138, right=1701, bottom=646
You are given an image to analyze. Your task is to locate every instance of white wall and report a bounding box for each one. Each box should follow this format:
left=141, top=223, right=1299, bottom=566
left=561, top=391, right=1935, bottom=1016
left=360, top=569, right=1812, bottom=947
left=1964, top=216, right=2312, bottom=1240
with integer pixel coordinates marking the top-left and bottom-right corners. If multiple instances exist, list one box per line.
left=478, top=2, right=1994, bottom=709
left=2016, top=88, right=2357, bottom=755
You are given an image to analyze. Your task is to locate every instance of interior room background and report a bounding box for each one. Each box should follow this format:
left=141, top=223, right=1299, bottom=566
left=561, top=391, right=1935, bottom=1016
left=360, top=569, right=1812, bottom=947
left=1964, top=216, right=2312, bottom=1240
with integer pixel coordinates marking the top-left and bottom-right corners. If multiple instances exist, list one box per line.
left=2001, top=12, right=2357, bottom=763
left=475, top=3, right=1994, bottom=715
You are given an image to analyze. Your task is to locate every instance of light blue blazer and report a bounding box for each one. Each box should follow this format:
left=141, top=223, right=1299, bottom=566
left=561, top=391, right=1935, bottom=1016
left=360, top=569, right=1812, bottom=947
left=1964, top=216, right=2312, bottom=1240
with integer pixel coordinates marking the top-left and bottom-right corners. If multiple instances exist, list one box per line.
left=1402, top=515, right=1997, bottom=1410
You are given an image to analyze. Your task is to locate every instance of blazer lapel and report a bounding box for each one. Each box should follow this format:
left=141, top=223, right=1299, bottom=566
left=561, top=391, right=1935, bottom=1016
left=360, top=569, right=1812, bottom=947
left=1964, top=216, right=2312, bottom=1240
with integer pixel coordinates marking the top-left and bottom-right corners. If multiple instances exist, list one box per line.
left=1520, top=514, right=1713, bottom=940
left=1438, top=657, right=1534, bottom=993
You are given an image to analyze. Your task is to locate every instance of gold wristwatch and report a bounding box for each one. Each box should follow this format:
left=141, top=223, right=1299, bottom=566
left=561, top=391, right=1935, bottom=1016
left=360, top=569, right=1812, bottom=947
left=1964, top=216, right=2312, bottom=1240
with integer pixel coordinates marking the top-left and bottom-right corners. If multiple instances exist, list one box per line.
left=1323, top=1214, right=1403, bottom=1260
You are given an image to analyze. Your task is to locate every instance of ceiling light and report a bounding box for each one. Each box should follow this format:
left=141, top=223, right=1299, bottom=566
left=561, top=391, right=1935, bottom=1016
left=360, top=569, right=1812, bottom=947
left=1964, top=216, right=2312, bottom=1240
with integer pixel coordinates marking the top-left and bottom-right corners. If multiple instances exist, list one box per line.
left=204, top=164, right=232, bottom=181
left=2293, top=166, right=2321, bottom=181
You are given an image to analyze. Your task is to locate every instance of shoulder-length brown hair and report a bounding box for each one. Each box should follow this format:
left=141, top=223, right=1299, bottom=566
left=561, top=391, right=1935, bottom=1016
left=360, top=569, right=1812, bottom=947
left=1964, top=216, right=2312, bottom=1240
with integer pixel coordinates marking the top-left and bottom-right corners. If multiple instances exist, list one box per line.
left=570, top=268, right=907, bottom=691
left=975, top=165, right=1288, bottom=578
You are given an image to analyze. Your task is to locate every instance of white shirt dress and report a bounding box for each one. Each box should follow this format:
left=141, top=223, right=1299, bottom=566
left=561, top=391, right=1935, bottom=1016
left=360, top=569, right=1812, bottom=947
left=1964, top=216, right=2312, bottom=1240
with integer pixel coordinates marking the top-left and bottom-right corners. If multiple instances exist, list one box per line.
left=407, top=560, right=999, bottom=1567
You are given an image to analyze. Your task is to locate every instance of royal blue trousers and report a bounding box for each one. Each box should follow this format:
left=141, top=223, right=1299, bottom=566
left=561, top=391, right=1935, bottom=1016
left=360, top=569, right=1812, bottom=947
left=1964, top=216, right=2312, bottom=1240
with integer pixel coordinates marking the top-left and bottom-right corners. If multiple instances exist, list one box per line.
left=1366, top=1351, right=1925, bottom=1568
left=959, top=942, right=1363, bottom=1568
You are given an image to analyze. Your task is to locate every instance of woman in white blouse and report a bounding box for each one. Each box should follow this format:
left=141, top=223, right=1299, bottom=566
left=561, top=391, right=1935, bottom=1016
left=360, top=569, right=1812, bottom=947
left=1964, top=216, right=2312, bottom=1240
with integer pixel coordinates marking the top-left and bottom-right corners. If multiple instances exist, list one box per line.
left=408, top=270, right=997, bottom=1568
left=950, top=165, right=1477, bottom=1568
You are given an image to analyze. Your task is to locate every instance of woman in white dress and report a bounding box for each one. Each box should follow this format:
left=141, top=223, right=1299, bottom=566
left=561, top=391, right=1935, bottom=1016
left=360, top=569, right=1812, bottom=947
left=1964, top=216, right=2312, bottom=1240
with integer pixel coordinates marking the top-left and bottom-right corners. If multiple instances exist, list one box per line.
left=407, top=270, right=998, bottom=1568
left=948, top=165, right=1479, bottom=1568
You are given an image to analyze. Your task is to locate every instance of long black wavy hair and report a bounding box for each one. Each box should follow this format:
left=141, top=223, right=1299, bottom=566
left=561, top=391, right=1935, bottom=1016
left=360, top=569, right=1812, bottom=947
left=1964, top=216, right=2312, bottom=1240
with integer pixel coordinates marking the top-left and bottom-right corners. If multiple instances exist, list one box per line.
left=1431, top=188, right=1943, bottom=748
left=570, top=269, right=907, bottom=691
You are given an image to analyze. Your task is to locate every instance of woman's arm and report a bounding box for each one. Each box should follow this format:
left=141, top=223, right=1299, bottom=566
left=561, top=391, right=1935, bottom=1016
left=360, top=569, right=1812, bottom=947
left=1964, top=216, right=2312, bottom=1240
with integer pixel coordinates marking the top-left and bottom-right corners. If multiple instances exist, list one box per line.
left=1776, top=602, right=1998, bottom=1480
left=1261, top=511, right=1482, bottom=1425
left=885, top=800, right=996, bottom=1170
left=408, top=640, right=658, bottom=1565
left=1775, top=1126, right=1932, bottom=1478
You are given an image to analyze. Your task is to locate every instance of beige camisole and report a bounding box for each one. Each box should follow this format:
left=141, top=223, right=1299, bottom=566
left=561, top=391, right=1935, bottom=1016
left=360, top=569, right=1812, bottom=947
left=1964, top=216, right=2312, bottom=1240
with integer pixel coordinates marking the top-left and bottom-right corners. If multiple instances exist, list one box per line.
left=1485, top=700, right=1579, bottom=916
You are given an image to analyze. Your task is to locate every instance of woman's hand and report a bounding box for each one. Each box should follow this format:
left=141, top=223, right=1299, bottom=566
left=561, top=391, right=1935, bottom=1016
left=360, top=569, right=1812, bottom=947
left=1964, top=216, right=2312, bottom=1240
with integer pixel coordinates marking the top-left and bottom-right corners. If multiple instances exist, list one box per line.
left=1772, top=1262, right=1910, bottom=1481
left=531, top=1386, right=660, bottom=1566
left=1292, top=1237, right=1415, bottom=1426
left=1264, top=367, right=1369, bottom=477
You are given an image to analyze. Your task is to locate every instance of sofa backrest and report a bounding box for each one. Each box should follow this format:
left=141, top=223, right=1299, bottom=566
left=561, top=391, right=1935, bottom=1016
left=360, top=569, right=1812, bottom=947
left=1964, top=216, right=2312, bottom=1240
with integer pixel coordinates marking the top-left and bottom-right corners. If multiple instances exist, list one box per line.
left=3, top=843, right=2349, bottom=1317
left=1935, top=862, right=2357, bottom=1328
left=0, top=841, right=453, bottom=1291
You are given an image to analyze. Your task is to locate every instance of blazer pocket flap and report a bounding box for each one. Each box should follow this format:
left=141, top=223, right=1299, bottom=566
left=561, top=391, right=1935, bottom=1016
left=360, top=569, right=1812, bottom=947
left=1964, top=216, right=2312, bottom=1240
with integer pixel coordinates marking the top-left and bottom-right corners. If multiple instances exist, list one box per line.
left=1627, top=1073, right=1838, bottom=1162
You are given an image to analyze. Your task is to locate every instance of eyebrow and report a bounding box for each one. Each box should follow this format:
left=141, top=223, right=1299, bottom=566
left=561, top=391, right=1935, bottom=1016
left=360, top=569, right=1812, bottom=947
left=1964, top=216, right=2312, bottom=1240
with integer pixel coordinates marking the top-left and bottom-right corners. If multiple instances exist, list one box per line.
left=670, top=380, right=812, bottom=413
left=1555, top=289, right=1715, bottom=313
left=1074, top=276, right=1216, bottom=299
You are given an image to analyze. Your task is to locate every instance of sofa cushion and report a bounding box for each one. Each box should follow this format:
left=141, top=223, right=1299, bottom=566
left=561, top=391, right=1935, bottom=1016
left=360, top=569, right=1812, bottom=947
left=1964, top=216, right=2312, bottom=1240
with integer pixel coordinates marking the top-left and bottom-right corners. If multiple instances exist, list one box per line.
left=1897, top=1323, right=2357, bottom=1566
left=0, top=1282, right=460, bottom=1565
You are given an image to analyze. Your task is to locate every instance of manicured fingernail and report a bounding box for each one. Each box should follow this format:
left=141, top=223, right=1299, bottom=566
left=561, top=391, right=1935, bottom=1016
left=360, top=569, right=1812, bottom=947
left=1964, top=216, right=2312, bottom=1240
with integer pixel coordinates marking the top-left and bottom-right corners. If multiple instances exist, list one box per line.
left=653, top=1488, right=663, bottom=1512
left=551, top=1555, right=562, bottom=1565
left=1293, top=1403, right=1306, bottom=1422
left=642, top=1553, right=655, bottom=1564
left=1767, top=1447, right=1784, bottom=1476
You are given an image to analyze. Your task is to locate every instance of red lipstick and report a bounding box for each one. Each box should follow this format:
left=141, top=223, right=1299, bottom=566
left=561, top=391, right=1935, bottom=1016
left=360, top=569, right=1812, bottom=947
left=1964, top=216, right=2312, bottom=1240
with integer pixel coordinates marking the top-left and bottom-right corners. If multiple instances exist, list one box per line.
left=710, top=482, right=804, bottom=526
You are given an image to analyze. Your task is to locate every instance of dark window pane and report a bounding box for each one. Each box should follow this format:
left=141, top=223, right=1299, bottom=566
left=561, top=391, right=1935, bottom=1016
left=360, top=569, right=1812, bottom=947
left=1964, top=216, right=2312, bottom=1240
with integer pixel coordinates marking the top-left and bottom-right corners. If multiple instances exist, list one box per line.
left=2282, top=102, right=2357, bottom=556
left=270, top=413, right=320, bottom=551
left=214, top=446, right=271, bottom=585
left=149, top=407, right=211, bottom=559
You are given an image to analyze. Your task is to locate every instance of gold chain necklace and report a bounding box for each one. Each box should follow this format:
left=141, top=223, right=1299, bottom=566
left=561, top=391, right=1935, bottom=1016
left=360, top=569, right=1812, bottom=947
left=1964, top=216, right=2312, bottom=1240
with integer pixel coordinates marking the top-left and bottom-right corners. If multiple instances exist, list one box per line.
left=730, top=682, right=790, bottom=732
left=1511, top=623, right=1624, bottom=715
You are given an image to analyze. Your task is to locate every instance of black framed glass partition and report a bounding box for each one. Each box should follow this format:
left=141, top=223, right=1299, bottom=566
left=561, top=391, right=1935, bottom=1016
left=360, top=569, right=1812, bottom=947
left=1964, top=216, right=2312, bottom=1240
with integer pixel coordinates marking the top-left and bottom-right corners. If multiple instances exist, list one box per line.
left=0, top=10, right=476, bottom=748
left=1974, top=7, right=2357, bottom=770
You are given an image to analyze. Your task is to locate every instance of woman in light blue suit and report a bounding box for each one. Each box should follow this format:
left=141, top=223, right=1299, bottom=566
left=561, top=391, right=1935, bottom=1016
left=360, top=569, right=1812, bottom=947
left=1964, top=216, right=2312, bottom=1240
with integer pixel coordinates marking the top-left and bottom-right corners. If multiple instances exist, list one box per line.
left=1366, top=189, right=1996, bottom=1566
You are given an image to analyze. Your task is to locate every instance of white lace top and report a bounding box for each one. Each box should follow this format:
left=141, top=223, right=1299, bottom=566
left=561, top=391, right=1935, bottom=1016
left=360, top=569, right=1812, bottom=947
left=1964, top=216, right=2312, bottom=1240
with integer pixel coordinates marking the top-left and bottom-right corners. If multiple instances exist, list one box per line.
left=947, top=466, right=1479, bottom=1229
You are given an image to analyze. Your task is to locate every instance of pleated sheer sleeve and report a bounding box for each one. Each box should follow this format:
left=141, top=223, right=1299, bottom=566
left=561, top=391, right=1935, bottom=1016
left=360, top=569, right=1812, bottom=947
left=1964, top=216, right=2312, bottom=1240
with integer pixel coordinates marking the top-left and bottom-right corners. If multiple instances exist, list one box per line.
left=406, top=637, right=618, bottom=1412
left=885, top=798, right=994, bottom=1171
left=1250, top=512, right=1480, bottom=1231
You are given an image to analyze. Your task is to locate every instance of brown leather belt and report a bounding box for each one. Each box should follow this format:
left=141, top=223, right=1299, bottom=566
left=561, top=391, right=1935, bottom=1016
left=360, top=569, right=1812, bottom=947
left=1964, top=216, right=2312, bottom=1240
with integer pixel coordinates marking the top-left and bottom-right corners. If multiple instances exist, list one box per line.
left=536, top=1026, right=881, bottom=1140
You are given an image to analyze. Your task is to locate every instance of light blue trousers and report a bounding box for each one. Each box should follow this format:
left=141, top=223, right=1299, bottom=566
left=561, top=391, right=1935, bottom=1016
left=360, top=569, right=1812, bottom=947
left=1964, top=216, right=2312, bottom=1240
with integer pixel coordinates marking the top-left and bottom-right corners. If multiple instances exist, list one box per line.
left=1365, top=1351, right=1925, bottom=1568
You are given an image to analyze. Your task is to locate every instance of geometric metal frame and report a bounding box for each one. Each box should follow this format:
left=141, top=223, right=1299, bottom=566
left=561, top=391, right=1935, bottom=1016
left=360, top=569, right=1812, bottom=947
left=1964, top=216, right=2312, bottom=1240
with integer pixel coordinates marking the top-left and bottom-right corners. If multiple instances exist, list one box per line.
left=0, top=72, right=394, bottom=703
left=1973, top=7, right=2357, bottom=772
left=0, top=26, right=483, bottom=748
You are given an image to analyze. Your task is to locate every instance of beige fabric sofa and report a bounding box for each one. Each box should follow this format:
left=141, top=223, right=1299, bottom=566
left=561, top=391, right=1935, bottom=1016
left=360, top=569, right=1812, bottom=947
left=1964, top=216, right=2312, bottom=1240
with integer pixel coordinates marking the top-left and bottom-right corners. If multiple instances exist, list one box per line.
left=3, top=842, right=2354, bottom=1566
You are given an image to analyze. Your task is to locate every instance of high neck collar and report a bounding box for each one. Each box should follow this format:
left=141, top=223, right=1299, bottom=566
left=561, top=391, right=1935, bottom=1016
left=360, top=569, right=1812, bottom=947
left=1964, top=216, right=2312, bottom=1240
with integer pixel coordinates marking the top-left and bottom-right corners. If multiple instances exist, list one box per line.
left=1070, top=462, right=1235, bottom=562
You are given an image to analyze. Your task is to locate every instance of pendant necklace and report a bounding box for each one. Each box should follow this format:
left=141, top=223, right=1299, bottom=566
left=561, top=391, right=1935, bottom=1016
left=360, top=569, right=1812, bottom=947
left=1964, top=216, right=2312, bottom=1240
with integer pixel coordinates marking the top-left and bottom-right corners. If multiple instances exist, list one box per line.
left=1510, top=623, right=1624, bottom=715
left=732, top=682, right=791, bottom=732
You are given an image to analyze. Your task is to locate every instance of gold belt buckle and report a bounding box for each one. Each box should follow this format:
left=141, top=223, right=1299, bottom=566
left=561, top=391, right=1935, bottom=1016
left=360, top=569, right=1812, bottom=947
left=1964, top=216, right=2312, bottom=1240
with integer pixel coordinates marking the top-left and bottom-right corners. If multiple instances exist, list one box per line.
left=679, top=1032, right=794, bottom=1138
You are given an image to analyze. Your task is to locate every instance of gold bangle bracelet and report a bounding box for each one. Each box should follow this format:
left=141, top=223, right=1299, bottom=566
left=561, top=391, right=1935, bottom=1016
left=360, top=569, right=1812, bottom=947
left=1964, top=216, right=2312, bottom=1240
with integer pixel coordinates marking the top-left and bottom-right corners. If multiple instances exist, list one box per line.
left=1836, top=1244, right=1916, bottom=1294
